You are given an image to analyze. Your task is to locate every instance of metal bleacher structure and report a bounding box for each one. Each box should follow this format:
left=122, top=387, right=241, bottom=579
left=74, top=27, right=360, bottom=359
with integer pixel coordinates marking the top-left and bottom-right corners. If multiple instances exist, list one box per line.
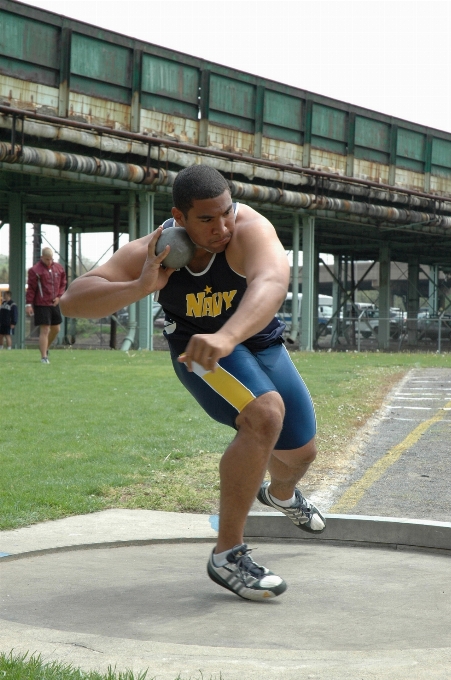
left=1, top=0, right=451, bottom=351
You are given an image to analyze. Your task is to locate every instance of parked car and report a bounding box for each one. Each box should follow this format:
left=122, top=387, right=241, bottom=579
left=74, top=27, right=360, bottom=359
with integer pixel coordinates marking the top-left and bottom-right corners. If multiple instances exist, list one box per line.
left=417, top=312, right=451, bottom=341
left=353, top=308, right=404, bottom=339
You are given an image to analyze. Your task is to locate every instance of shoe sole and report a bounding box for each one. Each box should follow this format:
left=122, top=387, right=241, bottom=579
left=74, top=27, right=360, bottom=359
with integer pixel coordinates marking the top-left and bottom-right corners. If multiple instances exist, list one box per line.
left=257, top=485, right=326, bottom=535
left=207, top=561, right=287, bottom=601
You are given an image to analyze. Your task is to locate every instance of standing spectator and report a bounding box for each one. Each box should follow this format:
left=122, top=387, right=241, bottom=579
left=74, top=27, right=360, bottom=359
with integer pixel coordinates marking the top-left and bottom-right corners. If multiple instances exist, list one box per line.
left=26, top=247, right=67, bottom=363
left=0, top=290, right=18, bottom=349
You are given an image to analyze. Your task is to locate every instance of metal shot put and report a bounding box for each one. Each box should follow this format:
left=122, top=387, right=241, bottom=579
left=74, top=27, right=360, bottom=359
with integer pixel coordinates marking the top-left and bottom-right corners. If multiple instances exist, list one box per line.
left=155, top=226, right=196, bottom=269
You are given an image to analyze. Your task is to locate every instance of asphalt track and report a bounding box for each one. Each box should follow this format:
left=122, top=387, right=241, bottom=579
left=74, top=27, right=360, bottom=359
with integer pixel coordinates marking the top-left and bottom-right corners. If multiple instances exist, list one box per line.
left=1, top=368, right=451, bottom=680
left=328, top=367, right=451, bottom=521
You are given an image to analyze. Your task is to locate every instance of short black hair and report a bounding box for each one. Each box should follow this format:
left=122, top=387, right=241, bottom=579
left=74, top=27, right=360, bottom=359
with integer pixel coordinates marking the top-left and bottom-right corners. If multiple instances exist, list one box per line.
left=172, top=165, right=230, bottom=216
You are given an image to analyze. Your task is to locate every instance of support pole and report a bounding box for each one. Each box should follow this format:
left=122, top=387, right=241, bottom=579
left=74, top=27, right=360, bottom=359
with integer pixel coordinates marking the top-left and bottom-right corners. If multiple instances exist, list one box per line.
left=300, top=215, right=315, bottom=351
left=288, top=214, right=300, bottom=343
left=109, top=204, right=121, bottom=349
left=331, top=255, right=342, bottom=348
left=32, top=223, right=41, bottom=265
left=121, top=193, right=138, bottom=351
left=378, top=245, right=391, bottom=350
left=69, top=231, right=77, bottom=343
left=137, top=192, right=154, bottom=350
left=58, top=226, right=68, bottom=345
left=407, top=260, right=420, bottom=347
left=428, top=265, right=439, bottom=315
left=9, top=193, right=25, bottom=349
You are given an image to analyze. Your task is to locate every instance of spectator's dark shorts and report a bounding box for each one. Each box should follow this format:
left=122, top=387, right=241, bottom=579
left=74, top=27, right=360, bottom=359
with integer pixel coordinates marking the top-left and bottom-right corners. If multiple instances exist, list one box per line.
left=0, top=324, right=12, bottom=335
left=33, top=305, right=63, bottom=326
left=169, top=341, right=317, bottom=450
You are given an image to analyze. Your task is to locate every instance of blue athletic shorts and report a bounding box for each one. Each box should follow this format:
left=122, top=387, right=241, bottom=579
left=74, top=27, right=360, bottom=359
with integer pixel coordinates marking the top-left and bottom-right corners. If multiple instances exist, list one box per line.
left=169, top=341, right=316, bottom=450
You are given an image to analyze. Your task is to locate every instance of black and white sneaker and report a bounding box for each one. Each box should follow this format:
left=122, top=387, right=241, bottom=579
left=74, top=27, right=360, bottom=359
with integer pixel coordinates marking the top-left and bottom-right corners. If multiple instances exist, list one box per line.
left=207, top=544, right=287, bottom=601
left=257, top=481, right=326, bottom=534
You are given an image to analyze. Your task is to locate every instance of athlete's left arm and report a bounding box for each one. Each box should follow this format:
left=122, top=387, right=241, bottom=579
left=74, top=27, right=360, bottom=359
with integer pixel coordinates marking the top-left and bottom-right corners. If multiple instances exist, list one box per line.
left=180, top=207, right=289, bottom=371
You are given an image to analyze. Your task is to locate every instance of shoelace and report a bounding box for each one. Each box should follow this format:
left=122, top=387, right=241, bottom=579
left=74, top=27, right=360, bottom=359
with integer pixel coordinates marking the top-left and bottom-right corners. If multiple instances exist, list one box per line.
left=291, top=492, right=313, bottom=520
left=233, top=549, right=265, bottom=582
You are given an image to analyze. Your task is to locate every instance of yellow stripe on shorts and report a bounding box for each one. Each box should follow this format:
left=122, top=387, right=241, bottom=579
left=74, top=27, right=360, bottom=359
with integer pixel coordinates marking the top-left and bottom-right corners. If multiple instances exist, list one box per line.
left=191, top=361, right=255, bottom=413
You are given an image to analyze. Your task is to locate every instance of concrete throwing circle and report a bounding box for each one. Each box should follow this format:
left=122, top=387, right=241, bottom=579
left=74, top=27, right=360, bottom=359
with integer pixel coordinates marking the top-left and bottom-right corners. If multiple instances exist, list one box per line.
left=1, top=541, right=450, bottom=650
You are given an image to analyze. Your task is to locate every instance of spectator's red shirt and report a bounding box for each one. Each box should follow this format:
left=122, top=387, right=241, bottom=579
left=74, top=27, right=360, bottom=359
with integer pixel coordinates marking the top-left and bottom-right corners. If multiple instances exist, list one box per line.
left=26, top=260, right=67, bottom=306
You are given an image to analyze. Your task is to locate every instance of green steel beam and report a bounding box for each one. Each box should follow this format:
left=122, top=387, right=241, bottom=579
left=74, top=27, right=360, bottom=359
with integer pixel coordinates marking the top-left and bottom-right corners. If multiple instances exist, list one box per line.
left=300, top=215, right=315, bottom=351
left=289, top=213, right=300, bottom=342
left=407, top=260, right=420, bottom=346
left=8, top=192, right=25, bottom=348
left=121, top=193, right=138, bottom=351
left=378, top=244, right=391, bottom=349
left=137, top=191, right=154, bottom=350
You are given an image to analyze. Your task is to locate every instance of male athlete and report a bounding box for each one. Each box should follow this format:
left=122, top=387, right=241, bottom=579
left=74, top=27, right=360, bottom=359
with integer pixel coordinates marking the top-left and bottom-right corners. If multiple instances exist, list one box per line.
left=61, top=165, right=325, bottom=601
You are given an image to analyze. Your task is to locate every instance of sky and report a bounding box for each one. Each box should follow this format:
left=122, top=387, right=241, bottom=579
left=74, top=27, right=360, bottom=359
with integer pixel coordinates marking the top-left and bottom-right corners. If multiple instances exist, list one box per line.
left=2, top=0, right=451, bottom=266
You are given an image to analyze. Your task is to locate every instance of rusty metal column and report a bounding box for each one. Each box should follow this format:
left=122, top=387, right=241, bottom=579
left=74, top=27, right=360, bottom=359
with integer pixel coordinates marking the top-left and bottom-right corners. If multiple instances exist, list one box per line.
left=331, top=255, right=342, bottom=348
left=32, top=223, right=41, bottom=265
left=57, top=226, right=68, bottom=345
left=407, top=260, right=420, bottom=347
left=428, top=265, right=439, bottom=315
left=300, top=215, right=315, bottom=351
left=288, top=214, right=300, bottom=342
left=121, top=193, right=138, bottom=351
left=109, top=204, right=121, bottom=349
left=68, top=231, right=77, bottom=343
left=137, top=192, right=154, bottom=350
left=378, top=245, right=391, bottom=349
left=8, top=193, right=25, bottom=349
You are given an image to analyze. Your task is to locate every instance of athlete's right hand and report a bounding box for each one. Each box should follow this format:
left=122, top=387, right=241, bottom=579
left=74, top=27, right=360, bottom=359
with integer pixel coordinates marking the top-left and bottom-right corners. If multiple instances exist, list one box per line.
left=137, top=226, right=176, bottom=295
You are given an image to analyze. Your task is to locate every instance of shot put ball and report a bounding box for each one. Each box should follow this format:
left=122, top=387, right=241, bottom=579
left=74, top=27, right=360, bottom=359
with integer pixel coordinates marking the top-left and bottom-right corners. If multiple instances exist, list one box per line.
left=155, top=227, right=196, bottom=268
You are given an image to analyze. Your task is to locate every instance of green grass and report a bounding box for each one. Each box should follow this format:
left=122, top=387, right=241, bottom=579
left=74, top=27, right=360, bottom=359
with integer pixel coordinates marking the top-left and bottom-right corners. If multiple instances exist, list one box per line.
left=1, top=348, right=451, bottom=530
left=0, top=651, right=147, bottom=679
left=0, top=651, right=223, bottom=680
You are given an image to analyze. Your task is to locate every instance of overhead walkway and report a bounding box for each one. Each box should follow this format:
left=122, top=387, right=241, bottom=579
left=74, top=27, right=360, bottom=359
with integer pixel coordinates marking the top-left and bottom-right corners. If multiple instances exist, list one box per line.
left=1, top=0, right=451, bottom=351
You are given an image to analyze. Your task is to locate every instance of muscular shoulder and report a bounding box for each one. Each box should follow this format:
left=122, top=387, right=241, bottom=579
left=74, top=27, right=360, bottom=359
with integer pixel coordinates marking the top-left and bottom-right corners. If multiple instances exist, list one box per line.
left=234, top=203, right=273, bottom=232
left=227, top=204, right=284, bottom=272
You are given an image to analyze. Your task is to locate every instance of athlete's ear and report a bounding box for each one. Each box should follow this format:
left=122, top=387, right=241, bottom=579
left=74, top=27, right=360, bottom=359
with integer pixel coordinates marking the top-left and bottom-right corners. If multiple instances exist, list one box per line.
left=171, top=206, right=186, bottom=226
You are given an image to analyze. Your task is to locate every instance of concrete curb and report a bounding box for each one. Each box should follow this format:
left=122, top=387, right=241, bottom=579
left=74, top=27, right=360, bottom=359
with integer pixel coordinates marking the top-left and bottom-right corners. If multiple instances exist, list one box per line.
left=1, top=511, right=451, bottom=561
left=245, top=512, right=451, bottom=552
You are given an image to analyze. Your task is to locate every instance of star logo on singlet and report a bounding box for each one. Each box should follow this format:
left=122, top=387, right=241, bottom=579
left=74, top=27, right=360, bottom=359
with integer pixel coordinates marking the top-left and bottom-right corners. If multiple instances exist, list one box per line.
left=204, top=286, right=212, bottom=294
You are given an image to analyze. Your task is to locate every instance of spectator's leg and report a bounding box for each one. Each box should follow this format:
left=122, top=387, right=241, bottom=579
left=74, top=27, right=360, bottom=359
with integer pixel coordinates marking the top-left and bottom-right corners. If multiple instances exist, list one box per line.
left=39, top=325, right=51, bottom=358
left=48, top=324, right=61, bottom=351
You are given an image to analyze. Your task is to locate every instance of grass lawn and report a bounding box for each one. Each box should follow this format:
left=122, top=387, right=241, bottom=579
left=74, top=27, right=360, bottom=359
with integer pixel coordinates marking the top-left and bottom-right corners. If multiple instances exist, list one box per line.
left=1, top=348, right=451, bottom=530
left=0, top=651, right=209, bottom=680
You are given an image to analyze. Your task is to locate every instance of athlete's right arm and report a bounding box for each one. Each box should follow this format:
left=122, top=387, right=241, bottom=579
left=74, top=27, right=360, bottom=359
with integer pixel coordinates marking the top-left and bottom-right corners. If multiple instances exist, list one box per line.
left=60, top=226, right=173, bottom=319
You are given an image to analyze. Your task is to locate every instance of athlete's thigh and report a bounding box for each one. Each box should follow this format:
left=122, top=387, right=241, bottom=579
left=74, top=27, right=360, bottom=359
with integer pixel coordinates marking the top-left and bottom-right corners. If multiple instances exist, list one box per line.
left=169, top=342, right=277, bottom=430
left=254, top=344, right=316, bottom=449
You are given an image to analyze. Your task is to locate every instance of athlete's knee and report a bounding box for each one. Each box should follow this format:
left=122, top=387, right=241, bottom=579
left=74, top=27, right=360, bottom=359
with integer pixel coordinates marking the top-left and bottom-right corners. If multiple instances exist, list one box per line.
left=237, top=391, right=285, bottom=440
left=274, top=437, right=317, bottom=467
left=299, top=437, right=317, bottom=464
left=40, top=325, right=51, bottom=336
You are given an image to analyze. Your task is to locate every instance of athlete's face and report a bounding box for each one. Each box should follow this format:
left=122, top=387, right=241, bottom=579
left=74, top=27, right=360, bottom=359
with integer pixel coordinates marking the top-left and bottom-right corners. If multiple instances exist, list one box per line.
left=172, top=190, right=235, bottom=253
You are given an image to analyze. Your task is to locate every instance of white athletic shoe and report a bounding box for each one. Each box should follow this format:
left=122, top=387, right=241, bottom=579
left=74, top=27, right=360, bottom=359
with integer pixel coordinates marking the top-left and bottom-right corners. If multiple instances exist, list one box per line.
left=257, top=481, right=326, bottom=533
left=207, top=544, right=287, bottom=601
